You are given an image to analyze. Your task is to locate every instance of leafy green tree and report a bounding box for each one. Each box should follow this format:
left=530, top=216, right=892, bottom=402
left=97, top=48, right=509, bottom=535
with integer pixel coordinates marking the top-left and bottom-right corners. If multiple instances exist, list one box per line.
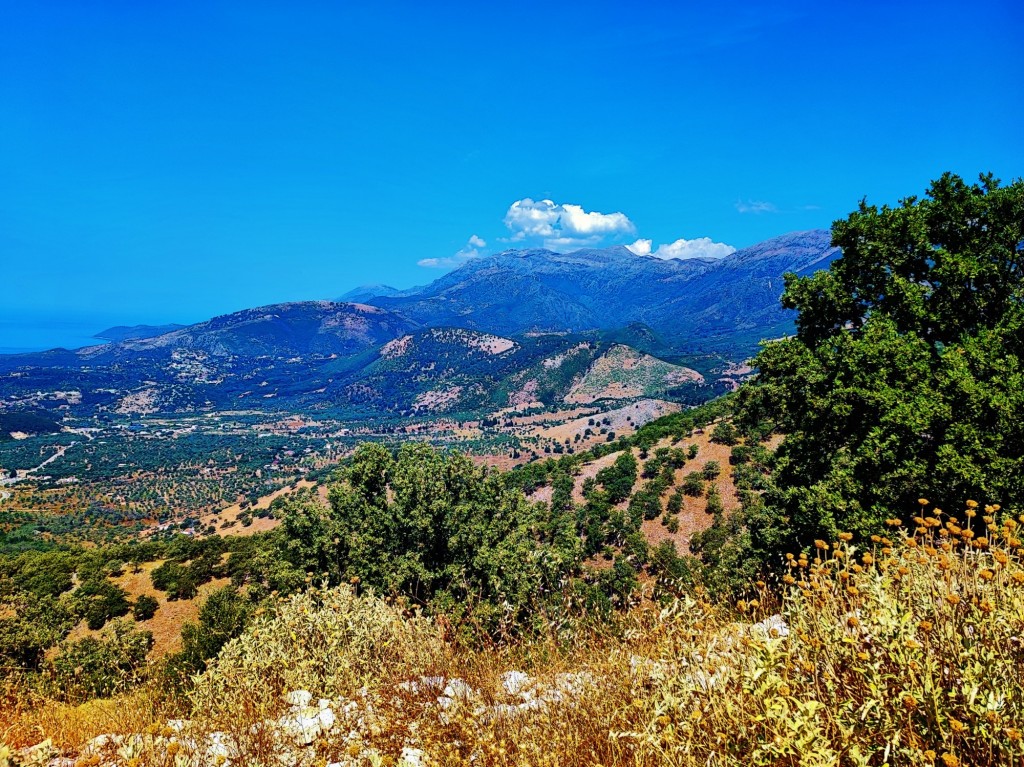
left=133, top=594, right=159, bottom=621
left=75, top=579, right=131, bottom=631
left=596, top=451, right=638, bottom=504
left=667, top=488, right=684, bottom=514
left=735, top=172, right=1024, bottom=563
left=702, top=461, right=721, bottom=481
left=166, top=585, right=254, bottom=682
left=705, top=486, right=724, bottom=517
left=281, top=443, right=577, bottom=633
left=710, top=421, right=739, bottom=446
left=682, top=471, right=705, bottom=497
left=0, top=594, right=75, bottom=672
left=45, top=619, right=152, bottom=701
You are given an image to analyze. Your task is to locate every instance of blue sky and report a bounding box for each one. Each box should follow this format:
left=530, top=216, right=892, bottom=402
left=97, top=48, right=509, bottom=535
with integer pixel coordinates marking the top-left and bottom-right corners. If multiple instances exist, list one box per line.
left=2, top=0, right=1022, bottom=334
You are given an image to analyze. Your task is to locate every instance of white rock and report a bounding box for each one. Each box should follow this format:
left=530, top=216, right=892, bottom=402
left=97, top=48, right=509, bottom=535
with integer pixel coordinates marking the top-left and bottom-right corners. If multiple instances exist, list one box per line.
left=318, top=707, right=337, bottom=732
left=501, top=671, right=530, bottom=696
left=400, top=746, right=427, bottom=766
left=206, top=731, right=234, bottom=763
left=82, top=734, right=122, bottom=754
left=276, top=708, right=323, bottom=745
left=516, top=698, right=546, bottom=713
left=443, top=678, right=473, bottom=699
left=284, top=689, right=314, bottom=708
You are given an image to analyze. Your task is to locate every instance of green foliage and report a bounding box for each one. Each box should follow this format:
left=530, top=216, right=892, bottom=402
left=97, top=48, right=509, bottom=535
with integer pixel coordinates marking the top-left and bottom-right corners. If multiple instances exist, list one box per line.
left=44, top=619, right=152, bottom=702
left=0, top=411, right=61, bottom=442
left=667, top=488, right=684, bottom=514
left=165, top=586, right=255, bottom=685
left=133, top=593, right=159, bottom=621
left=0, top=593, right=75, bottom=673
left=628, top=396, right=733, bottom=450
left=74, top=578, right=131, bottom=631
left=647, top=540, right=695, bottom=590
left=0, top=550, right=76, bottom=598
left=732, top=171, right=1024, bottom=566
left=710, top=420, right=739, bottom=446
left=281, top=443, right=578, bottom=634
left=596, top=451, right=638, bottom=504
left=682, top=471, right=705, bottom=497
left=701, top=461, right=721, bottom=481
left=150, top=548, right=222, bottom=600
left=729, top=445, right=752, bottom=465
left=705, top=486, right=724, bottom=517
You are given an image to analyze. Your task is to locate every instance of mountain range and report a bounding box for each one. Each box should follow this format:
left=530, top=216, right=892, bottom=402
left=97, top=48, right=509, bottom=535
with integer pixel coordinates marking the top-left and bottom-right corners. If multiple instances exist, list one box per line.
left=364, top=229, right=838, bottom=351
left=0, top=230, right=838, bottom=418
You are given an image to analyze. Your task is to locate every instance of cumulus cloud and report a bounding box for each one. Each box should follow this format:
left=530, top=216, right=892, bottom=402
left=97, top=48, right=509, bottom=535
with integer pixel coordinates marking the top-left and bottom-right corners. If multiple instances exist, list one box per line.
left=418, top=234, right=487, bottom=269
left=626, top=235, right=735, bottom=261
left=626, top=238, right=652, bottom=256
left=651, top=237, right=736, bottom=260
left=735, top=199, right=778, bottom=214
left=503, top=198, right=636, bottom=249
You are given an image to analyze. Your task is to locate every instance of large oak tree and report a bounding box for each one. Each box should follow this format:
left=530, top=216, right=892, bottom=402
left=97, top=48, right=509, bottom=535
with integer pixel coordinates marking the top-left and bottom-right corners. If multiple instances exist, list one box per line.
left=736, top=172, right=1023, bottom=561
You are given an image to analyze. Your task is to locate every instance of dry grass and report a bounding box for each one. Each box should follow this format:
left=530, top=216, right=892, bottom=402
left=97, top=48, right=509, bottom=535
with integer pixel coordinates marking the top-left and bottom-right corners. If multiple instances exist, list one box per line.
left=57, top=563, right=232, bottom=659
left=195, top=479, right=316, bottom=539
left=1, top=686, right=164, bottom=751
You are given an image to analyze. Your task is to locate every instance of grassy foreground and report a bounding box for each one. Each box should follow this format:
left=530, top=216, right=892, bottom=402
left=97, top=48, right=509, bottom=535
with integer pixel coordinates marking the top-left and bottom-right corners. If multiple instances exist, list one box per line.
left=3, top=500, right=1023, bottom=767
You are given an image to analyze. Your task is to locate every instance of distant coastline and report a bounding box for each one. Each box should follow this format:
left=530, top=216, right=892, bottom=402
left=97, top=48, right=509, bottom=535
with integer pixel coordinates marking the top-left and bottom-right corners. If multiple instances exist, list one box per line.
left=0, top=313, right=149, bottom=355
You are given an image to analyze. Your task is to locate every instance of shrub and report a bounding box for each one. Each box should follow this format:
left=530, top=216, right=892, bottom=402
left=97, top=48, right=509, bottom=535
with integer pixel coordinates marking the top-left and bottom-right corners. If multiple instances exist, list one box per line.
left=596, top=451, right=638, bottom=505
left=44, top=619, right=152, bottom=702
left=75, top=580, right=131, bottom=631
left=188, top=584, right=443, bottom=755
left=710, top=421, right=739, bottom=446
left=132, top=594, right=158, bottom=622
left=702, top=461, right=721, bottom=481
left=667, top=489, right=684, bottom=514
left=281, top=443, right=578, bottom=635
left=682, top=472, right=705, bottom=497
left=705, top=487, right=724, bottom=516
left=0, top=594, right=75, bottom=672
left=166, top=586, right=254, bottom=683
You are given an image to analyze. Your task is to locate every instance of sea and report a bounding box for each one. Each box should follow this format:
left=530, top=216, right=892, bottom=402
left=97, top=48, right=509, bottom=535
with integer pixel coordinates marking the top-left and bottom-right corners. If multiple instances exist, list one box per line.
left=0, top=313, right=119, bottom=355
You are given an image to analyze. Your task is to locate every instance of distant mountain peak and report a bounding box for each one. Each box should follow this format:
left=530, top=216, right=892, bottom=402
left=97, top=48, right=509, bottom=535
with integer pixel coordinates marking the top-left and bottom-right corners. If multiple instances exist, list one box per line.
left=365, top=230, right=840, bottom=355
left=337, top=284, right=401, bottom=303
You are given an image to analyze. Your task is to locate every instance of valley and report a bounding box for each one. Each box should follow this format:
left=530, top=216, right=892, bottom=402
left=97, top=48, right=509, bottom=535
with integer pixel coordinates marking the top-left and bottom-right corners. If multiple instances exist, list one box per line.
left=0, top=233, right=833, bottom=533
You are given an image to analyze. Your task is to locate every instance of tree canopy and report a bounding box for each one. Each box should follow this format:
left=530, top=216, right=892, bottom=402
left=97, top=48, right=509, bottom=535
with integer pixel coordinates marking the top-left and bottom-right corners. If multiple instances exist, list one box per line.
left=280, top=443, right=579, bottom=632
left=736, top=172, right=1024, bottom=562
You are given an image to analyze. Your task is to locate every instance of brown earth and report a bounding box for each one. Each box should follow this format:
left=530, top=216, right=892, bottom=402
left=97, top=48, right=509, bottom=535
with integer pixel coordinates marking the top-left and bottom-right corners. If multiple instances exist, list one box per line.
left=197, top=479, right=316, bottom=538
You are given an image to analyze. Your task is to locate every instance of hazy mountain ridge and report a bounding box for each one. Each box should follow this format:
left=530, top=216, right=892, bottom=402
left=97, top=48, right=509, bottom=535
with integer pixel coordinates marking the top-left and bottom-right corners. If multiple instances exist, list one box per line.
left=368, top=230, right=839, bottom=349
left=93, top=324, right=187, bottom=342
left=0, top=231, right=837, bottom=418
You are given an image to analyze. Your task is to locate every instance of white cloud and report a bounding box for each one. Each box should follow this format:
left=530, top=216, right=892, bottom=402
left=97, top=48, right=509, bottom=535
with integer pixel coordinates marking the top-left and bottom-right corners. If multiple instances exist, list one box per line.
left=503, top=198, right=636, bottom=249
left=626, top=238, right=652, bottom=256
left=418, top=234, right=487, bottom=269
left=735, top=199, right=778, bottom=214
left=652, top=237, right=736, bottom=260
